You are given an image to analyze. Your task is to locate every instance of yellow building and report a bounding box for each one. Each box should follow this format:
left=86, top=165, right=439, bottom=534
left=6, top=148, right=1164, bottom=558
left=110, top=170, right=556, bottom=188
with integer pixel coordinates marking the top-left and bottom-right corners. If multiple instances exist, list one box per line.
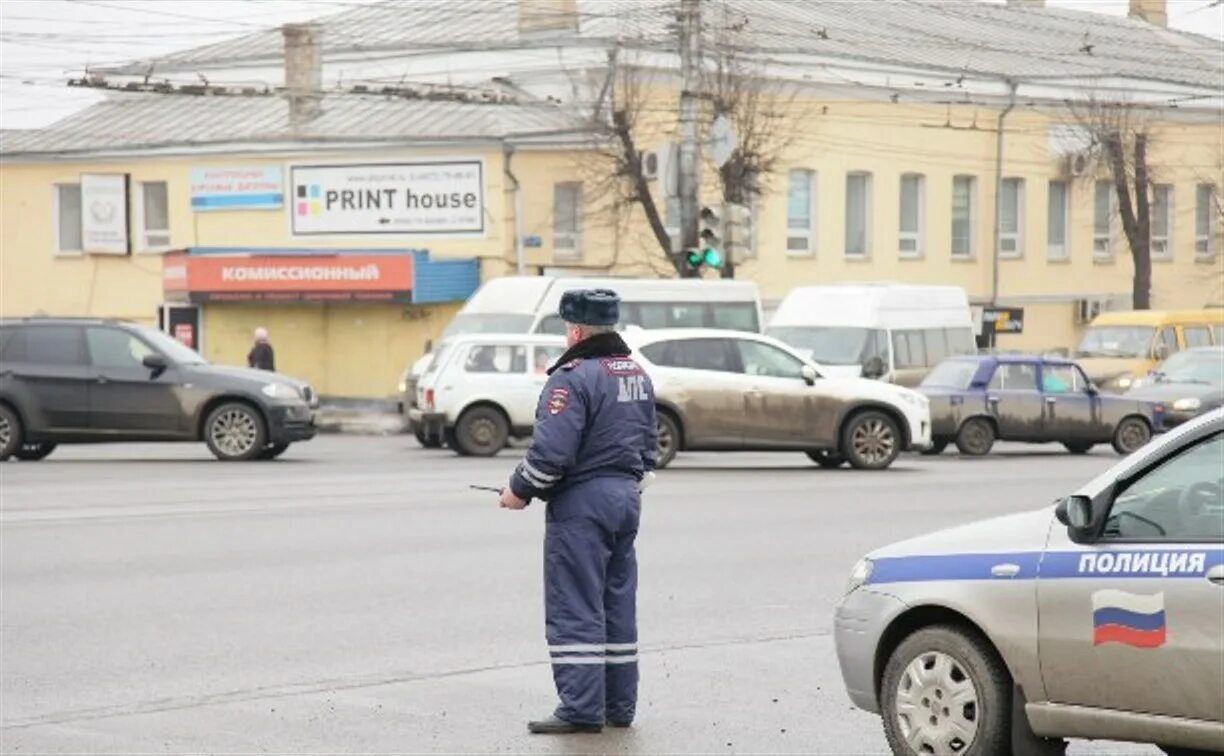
left=3, top=0, right=1222, bottom=397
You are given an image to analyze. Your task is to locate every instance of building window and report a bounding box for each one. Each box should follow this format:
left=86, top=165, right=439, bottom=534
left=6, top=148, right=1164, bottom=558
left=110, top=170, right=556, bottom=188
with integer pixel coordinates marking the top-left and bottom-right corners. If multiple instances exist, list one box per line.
left=999, top=177, right=1024, bottom=258
left=54, top=184, right=83, bottom=254
left=1094, top=181, right=1113, bottom=260
left=1047, top=180, right=1069, bottom=261
left=899, top=173, right=925, bottom=258
left=553, top=182, right=582, bottom=259
left=1196, top=184, right=1216, bottom=259
left=845, top=171, right=872, bottom=258
left=138, top=181, right=171, bottom=251
left=951, top=175, right=976, bottom=259
left=1150, top=184, right=1173, bottom=260
left=786, top=169, right=815, bottom=255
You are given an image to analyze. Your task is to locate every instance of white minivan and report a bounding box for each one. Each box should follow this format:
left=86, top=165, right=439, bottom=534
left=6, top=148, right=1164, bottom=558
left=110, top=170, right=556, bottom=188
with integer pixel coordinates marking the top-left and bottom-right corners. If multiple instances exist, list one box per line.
left=767, top=283, right=976, bottom=387
left=402, top=276, right=763, bottom=445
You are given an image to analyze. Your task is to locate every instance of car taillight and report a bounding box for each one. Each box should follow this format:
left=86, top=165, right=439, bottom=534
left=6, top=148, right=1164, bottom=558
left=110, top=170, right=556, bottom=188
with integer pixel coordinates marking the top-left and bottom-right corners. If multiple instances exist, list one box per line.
left=425, top=389, right=435, bottom=410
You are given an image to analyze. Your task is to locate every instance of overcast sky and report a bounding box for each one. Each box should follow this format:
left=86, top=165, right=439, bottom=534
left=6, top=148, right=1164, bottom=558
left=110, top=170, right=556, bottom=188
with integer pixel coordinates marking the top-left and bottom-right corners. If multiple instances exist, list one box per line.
left=1, top=0, right=1221, bottom=130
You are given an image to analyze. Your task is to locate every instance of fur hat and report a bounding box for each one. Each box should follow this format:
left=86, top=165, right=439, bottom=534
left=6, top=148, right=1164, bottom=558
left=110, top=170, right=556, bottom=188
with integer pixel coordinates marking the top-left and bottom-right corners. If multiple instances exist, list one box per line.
left=559, top=288, right=620, bottom=326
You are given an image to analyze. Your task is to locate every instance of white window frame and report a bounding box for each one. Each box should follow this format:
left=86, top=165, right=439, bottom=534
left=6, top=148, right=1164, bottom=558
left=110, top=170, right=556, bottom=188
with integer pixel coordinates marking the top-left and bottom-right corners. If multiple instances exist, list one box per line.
left=135, top=180, right=172, bottom=253
left=951, top=175, right=977, bottom=260
left=1093, top=180, right=1115, bottom=261
left=786, top=169, right=816, bottom=256
left=844, top=171, right=872, bottom=259
left=53, top=183, right=83, bottom=256
left=1197, top=183, right=1217, bottom=260
left=898, top=173, right=925, bottom=259
left=1047, top=179, right=1070, bottom=261
left=552, top=182, right=582, bottom=260
left=998, top=177, right=1025, bottom=259
left=1150, top=184, right=1174, bottom=261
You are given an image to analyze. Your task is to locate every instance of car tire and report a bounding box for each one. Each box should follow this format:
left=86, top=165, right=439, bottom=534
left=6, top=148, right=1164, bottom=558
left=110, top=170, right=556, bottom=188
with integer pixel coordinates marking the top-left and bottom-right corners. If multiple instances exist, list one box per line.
left=14, top=442, right=56, bottom=461
left=921, top=439, right=950, bottom=456
left=806, top=450, right=846, bottom=469
left=1063, top=441, right=1094, bottom=455
left=0, top=404, right=22, bottom=462
left=414, top=427, right=444, bottom=449
left=204, top=402, right=267, bottom=462
left=881, top=625, right=1011, bottom=756
left=655, top=411, right=680, bottom=470
left=842, top=410, right=902, bottom=470
left=955, top=418, right=995, bottom=456
left=257, top=443, right=290, bottom=460
left=453, top=406, right=509, bottom=457
left=1112, top=417, right=1151, bottom=456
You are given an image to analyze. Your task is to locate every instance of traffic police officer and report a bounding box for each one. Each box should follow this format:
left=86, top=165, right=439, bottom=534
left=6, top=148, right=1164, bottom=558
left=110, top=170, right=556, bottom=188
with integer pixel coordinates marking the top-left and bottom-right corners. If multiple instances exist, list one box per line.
left=497, top=289, right=657, bottom=734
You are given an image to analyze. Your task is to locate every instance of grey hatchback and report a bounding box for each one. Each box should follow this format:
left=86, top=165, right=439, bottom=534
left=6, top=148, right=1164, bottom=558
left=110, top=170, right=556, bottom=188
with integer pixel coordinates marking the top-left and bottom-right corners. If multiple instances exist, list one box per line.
left=0, top=318, right=317, bottom=461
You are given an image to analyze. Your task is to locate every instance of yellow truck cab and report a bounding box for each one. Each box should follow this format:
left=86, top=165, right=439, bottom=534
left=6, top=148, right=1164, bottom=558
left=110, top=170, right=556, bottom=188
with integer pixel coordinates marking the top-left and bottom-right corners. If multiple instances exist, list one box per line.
left=1075, top=309, right=1224, bottom=392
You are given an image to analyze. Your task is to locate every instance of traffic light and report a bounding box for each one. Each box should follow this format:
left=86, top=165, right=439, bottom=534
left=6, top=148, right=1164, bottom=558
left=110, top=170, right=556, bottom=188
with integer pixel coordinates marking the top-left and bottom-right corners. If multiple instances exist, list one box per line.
left=687, top=205, right=724, bottom=271
left=723, top=202, right=752, bottom=263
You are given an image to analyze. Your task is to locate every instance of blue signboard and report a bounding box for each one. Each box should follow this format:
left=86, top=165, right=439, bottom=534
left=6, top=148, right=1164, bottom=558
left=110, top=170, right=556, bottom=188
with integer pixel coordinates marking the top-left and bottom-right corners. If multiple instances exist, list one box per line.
left=190, top=166, right=284, bottom=211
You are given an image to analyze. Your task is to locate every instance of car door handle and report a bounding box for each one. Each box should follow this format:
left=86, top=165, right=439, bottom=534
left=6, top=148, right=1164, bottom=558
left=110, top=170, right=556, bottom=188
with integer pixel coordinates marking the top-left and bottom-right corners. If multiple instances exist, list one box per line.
left=1207, top=565, right=1224, bottom=586
left=1045, top=396, right=1057, bottom=405
left=987, top=396, right=1000, bottom=404
left=991, top=563, right=1021, bottom=578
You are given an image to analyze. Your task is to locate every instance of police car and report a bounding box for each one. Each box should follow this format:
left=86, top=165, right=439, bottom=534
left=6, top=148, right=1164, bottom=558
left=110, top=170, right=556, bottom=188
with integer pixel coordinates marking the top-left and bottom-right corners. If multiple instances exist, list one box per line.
left=835, top=408, right=1224, bottom=755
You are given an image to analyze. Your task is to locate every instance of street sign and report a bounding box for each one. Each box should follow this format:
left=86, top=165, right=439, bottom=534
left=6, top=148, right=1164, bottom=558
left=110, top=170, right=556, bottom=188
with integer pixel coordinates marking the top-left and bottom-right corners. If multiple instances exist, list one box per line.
left=707, top=114, right=736, bottom=168
left=983, top=306, right=1025, bottom=334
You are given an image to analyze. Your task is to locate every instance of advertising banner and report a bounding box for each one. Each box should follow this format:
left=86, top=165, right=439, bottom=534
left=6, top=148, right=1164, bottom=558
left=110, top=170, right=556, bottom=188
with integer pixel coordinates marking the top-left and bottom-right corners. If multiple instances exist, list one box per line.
left=190, top=166, right=284, bottom=211
left=289, top=161, right=484, bottom=236
left=164, top=254, right=414, bottom=303
left=81, top=173, right=129, bottom=254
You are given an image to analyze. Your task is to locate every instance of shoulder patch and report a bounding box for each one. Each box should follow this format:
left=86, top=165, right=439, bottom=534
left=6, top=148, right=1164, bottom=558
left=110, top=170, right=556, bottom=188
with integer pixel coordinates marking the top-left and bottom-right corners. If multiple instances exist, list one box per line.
left=547, top=387, right=570, bottom=415
left=560, top=359, right=583, bottom=371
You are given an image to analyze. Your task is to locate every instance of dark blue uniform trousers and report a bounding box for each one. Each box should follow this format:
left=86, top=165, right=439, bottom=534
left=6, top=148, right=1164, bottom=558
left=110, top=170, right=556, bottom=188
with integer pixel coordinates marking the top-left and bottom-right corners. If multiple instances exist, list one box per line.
left=544, top=477, right=640, bottom=726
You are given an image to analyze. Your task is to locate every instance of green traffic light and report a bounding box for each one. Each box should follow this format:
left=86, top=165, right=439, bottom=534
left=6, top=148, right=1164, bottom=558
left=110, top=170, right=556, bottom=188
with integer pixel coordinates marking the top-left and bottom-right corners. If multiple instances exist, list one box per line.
left=703, top=247, right=723, bottom=269
left=686, top=249, right=703, bottom=267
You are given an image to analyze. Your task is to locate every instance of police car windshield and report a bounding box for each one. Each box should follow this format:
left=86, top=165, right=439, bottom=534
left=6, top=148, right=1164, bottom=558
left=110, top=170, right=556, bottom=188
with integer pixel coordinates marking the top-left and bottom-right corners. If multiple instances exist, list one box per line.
left=139, top=327, right=206, bottom=365
left=1075, top=326, right=1154, bottom=358
left=921, top=360, right=978, bottom=389
left=442, top=314, right=535, bottom=338
left=767, top=326, right=874, bottom=365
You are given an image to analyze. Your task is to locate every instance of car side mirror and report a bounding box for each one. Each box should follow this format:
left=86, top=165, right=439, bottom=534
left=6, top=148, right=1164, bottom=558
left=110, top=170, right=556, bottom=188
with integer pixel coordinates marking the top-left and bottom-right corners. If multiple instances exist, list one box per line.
left=862, top=356, right=886, bottom=379
left=1055, top=495, right=1096, bottom=543
left=142, top=353, right=168, bottom=372
left=801, top=364, right=817, bottom=386
left=1085, top=382, right=1099, bottom=395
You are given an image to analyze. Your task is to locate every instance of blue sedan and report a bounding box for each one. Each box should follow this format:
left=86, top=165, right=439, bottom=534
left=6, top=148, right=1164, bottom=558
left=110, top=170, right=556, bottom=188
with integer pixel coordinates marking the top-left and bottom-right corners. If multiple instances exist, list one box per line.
left=919, top=355, right=1164, bottom=456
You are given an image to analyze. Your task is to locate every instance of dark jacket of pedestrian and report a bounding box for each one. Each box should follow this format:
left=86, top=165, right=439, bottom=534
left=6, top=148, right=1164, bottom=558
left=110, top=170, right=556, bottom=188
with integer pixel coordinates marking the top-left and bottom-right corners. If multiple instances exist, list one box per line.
left=248, top=335, right=275, bottom=371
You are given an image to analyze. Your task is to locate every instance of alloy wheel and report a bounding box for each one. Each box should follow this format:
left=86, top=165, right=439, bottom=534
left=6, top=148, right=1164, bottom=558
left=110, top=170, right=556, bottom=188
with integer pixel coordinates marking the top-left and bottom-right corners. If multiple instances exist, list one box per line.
left=894, top=651, right=979, bottom=753
left=210, top=409, right=258, bottom=458
left=0, top=414, right=10, bottom=451
left=851, top=418, right=896, bottom=466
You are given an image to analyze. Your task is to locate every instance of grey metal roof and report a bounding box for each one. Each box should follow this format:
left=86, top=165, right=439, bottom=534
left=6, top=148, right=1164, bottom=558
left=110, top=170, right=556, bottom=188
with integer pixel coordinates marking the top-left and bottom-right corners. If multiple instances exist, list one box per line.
left=98, top=0, right=1222, bottom=91
left=0, top=93, right=590, bottom=156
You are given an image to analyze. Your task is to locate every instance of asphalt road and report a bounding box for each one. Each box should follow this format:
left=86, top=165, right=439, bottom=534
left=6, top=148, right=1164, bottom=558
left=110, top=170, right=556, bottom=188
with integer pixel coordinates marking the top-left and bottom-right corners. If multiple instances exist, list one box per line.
left=1, top=437, right=1159, bottom=754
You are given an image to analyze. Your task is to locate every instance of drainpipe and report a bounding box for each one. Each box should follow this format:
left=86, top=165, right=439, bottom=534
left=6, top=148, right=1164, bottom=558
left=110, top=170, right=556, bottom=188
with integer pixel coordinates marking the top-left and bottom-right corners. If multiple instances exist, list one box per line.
left=991, top=79, right=1018, bottom=309
left=503, top=142, right=526, bottom=276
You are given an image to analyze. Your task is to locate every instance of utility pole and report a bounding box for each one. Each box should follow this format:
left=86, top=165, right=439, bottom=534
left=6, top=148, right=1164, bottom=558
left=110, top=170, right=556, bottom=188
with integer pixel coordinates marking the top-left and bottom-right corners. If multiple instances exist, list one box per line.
left=677, top=0, right=701, bottom=277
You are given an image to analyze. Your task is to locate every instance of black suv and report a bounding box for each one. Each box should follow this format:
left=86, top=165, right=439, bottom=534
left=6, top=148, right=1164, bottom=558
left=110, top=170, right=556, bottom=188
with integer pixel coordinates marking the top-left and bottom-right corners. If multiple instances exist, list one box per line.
left=0, top=318, right=317, bottom=461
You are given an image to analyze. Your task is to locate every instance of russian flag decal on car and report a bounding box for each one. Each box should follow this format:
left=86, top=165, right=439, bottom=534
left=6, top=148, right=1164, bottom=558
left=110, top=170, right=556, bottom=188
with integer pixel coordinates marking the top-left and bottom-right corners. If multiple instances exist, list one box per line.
left=1092, top=589, right=1166, bottom=648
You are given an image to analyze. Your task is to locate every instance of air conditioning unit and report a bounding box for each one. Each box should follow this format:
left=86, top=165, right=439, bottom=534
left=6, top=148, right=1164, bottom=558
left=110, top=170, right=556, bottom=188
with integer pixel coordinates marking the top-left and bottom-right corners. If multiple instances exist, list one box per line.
left=1076, top=297, right=1106, bottom=324
left=1066, top=152, right=1090, bottom=178
left=641, top=150, right=661, bottom=181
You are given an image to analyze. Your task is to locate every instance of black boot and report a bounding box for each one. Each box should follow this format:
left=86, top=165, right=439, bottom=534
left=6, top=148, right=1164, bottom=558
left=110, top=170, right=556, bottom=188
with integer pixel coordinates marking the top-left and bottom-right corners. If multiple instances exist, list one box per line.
left=527, top=716, right=602, bottom=734
left=607, top=719, right=632, bottom=728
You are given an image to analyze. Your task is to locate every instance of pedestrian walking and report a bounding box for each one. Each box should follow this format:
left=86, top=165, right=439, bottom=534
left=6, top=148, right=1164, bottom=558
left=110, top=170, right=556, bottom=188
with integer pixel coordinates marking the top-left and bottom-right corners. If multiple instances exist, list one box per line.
left=496, top=289, right=657, bottom=734
left=247, top=327, right=275, bottom=371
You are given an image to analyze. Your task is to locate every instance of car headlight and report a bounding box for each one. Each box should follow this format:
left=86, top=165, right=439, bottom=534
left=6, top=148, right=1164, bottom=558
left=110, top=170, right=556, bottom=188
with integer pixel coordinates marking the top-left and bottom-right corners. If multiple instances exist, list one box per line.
left=261, top=383, right=301, bottom=401
left=845, top=558, right=874, bottom=595
left=1173, top=397, right=1202, bottom=412
left=397, top=380, right=408, bottom=393
left=1115, top=376, right=1133, bottom=389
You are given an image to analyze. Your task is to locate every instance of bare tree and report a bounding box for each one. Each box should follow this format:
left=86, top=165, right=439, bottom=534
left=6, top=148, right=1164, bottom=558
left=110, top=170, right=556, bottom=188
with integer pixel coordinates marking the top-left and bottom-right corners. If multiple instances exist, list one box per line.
left=1072, top=99, right=1155, bottom=309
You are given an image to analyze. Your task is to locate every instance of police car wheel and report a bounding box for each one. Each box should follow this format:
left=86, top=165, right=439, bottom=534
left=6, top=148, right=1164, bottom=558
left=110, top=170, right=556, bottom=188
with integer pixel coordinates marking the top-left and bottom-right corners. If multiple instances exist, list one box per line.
left=842, top=411, right=901, bottom=470
left=882, top=625, right=1010, bottom=756
left=955, top=418, right=995, bottom=457
left=1112, top=417, right=1151, bottom=456
left=454, top=406, right=509, bottom=457
left=655, top=411, right=680, bottom=469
